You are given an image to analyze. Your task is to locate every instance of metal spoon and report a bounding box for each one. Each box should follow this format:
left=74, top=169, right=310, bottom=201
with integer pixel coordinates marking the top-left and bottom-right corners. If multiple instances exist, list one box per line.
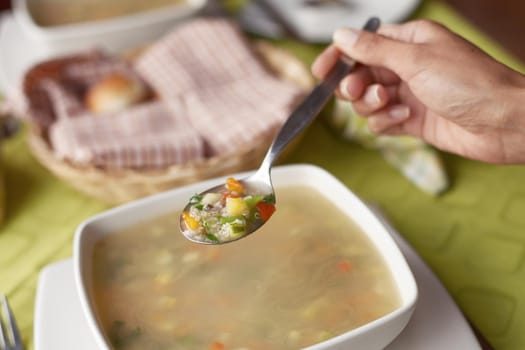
left=180, top=17, right=381, bottom=244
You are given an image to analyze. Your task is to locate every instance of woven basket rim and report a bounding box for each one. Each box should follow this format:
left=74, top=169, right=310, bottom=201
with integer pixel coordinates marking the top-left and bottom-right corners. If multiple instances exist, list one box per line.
left=28, top=124, right=274, bottom=181
left=24, top=40, right=315, bottom=202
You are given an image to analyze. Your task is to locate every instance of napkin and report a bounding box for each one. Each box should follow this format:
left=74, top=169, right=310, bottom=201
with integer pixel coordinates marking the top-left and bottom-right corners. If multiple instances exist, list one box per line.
left=49, top=100, right=204, bottom=168
left=25, top=18, right=304, bottom=168
left=331, top=99, right=449, bottom=195
left=134, top=17, right=271, bottom=99
left=135, top=17, right=304, bottom=156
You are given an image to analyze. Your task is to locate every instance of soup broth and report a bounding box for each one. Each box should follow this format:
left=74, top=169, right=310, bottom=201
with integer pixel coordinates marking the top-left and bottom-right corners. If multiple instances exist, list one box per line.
left=92, top=186, right=401, bottom=350
left=28, top=0, right=186, bottom=27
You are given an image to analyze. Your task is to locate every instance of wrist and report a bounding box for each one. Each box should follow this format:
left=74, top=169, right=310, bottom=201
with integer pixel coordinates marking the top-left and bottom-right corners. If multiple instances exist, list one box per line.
left=497, top=73, right=525, bottom=163
left=501, top=73, right=525, bottom=130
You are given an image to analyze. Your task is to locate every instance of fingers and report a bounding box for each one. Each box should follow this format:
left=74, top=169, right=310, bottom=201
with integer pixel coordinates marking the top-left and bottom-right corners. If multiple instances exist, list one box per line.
left=313, top=19, right=448, bottom=96
left=377, top=20, right=442, bottom=43
left=367, top=105, right=411, bottom=134
left=340, top=82, right=412, bottom=135
left=337, top=67, right=374, bottom=100
left=339, top=82, right=411, bottom=134
left=350, top=84, right=390, bottom=113
left=311, top=45, right=341, bottom=79
left=332, top=27, right=418, bottom=80
left=349, top=83, right=408, bottom=116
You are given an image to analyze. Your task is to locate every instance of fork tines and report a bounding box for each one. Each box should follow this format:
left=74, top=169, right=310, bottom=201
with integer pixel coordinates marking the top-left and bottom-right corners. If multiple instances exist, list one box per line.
left=0, top=295, right=22, bottom=350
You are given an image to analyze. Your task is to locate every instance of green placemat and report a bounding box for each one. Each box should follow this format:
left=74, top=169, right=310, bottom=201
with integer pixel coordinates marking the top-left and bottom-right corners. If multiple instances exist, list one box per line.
left=1, top=1, right=524, bottom=349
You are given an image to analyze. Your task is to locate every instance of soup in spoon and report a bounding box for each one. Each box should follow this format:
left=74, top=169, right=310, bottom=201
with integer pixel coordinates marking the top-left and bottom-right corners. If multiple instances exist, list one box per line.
left=181, top=177, right=276, bottom=243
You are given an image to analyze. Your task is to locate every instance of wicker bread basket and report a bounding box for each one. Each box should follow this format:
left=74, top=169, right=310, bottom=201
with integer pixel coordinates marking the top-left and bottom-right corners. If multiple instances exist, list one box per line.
left=25, top=41, right=314, bottom=204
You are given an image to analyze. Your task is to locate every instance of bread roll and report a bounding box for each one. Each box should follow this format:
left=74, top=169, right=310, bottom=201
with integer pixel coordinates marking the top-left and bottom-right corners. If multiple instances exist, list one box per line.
left=85, top=73, right=147, bottom=114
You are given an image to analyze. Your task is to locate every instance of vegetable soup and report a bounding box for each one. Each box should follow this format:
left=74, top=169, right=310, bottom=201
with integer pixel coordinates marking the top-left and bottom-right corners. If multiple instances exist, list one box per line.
left=27, top=0, right=186, bottom=27
left=91, top=186, right=401, bottom=350
left=182, top=177, right=276, bottom=243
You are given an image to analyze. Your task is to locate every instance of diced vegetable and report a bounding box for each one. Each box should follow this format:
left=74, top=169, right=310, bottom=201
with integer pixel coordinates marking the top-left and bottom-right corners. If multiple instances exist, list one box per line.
left=209, top=341, right=225, bottom=350
left=244, top=195, right=264, bottom=209
left=109, top=320, right=142, bottom=348
left=229, top=223, right=246, bottom=234
left=182, top=211, right=200, bottom=230
left=225, top=177, right=244, bottom=194
left=226, top=197, right=249, bottom=217
left=202, top=193, right=222, bottom=205
left=181, top=177, right=277, bottom=243
left=256, top=201, right=276, bottom=221
left=220, top=216, right=243, bottom=224
left=206, top=233, right=219, bottom=242
left=263, top=193, right=275, bottom=203
left=337, top=260, right=352, bottom=272
left=189, top=194, right=203, bottom=204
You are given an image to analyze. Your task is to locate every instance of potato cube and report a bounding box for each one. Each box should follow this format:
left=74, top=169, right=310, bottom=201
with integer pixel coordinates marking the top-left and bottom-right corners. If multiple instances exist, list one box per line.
left=226, top=197, right=249, bottom=216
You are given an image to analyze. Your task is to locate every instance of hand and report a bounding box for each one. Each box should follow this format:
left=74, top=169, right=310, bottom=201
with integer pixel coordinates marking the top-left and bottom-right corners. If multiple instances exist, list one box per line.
left=312, top=19, right=525, bottom=164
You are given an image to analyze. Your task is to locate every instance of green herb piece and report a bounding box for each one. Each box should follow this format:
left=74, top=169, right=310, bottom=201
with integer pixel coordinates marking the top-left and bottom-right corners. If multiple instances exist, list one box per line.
left=109, top=320, right=142, bottom=349
left=194, top=204, right=204, bottom=210
left=220, top=216, right=243, bottom=224
left=263, top=193, right=276, bottom=203
left=206, top=233, right=219, bottom=242
left=231, top=224, right=246, bottom=234
left=244, top=195, right=264, bottom=208
left=189, top=194, right=203, bottom=204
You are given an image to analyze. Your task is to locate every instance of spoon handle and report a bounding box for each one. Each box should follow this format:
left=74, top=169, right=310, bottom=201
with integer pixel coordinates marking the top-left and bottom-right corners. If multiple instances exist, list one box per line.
left=259, top=17, right=380, bottom=172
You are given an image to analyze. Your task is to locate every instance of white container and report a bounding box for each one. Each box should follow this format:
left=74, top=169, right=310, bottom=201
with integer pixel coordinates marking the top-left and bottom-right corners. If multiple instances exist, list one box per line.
left=73, top=164, right=418, bottom=350
left=240, top=0, right=421, bottom=43
left=12, top=0, right=207, bottom=57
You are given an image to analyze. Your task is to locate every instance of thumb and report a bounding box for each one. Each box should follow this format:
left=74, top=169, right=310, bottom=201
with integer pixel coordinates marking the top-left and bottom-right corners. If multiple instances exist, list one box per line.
left=333, top=28, right=418, bottom=79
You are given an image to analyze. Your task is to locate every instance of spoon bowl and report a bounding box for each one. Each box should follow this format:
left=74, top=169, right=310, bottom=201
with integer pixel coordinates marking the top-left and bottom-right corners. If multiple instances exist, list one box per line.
left=180, top=168, right=274, bottom=244
left=180, top=17, right=380, bottom=244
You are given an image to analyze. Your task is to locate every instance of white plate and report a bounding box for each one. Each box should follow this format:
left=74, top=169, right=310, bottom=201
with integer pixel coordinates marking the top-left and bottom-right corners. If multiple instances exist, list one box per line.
left=34, top=208, right=482, bottom=350
left=0, top=0, right=205, bottom=93
left=0, top=13, right=47, bottom=92
left=239, top=0, right=421, bottom=43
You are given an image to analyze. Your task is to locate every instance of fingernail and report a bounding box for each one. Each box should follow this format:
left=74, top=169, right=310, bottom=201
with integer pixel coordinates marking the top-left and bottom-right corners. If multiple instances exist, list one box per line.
left=333, top=28, right=359, bottom=47
left=364, top=85, right=381, bottom=106
left=311, top=57, right=322, bottom=75
left=340, top=79, right=353, bottom=100
left=389, top=105, right=410, bottom=120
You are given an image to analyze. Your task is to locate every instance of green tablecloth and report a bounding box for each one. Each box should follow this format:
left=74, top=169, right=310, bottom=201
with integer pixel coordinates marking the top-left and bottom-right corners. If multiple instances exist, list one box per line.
left=2, top=1, right=525, bottom=349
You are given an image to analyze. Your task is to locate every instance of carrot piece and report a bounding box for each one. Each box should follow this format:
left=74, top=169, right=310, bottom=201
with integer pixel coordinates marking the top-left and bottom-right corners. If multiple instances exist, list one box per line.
left=256, top=201, right=276, bottom=221
left=209, top=341, right=225, bottom=350
left=337, top=260, right=352, bottom=272
left=222, top=192, right=239, bottom=200
left=225, top=177, right=244, bottom=194
left=182, top=211, right=200, bottom=230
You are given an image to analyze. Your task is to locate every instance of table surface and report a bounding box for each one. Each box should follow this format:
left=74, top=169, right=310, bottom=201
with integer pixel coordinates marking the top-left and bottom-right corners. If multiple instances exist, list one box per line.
left=2, top=1, right=525, bottom=350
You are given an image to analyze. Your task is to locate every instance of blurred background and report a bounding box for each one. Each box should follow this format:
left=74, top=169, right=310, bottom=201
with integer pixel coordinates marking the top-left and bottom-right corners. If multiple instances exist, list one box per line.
left=0, top=0, right=523, bottom=62
left=1, top=1, right=525, bottom=350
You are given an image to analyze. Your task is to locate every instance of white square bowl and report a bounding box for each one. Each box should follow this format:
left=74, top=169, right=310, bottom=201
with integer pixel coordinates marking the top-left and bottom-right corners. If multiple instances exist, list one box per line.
left=12, top=0, right=207, bottom=57
left=73, top=164, right=418, bottom=350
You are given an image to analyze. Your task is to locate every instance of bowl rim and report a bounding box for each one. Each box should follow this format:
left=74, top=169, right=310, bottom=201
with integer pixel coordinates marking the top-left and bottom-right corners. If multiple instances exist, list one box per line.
left=13, top=0, right=207, bottom=40
left=73, top=163, right=418, bottom=350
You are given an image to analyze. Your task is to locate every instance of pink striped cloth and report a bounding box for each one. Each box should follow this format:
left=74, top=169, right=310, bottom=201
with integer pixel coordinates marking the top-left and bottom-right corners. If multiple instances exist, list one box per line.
left=64, top=59, right=141, bottom=87
left=38, top=79, right=84, bottom=119
left=135, top=18, right=271, bottom=99
left=24, top=50, right=106, bottom=130
left=38, top=54, right=204, bottom=169
left=28, top=51, right=145, bottom=127
left=50, top=101, right=204, bottom=168
left=183, top=77, right=302, bottom=155
left=135, top=17, right=304, bottom=156
left=29, top=17, right=304, bottom=169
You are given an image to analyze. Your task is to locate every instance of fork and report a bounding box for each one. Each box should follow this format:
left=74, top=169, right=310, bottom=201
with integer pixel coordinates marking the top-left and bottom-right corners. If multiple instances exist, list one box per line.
left=0, top=295, right=23, bottom=350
